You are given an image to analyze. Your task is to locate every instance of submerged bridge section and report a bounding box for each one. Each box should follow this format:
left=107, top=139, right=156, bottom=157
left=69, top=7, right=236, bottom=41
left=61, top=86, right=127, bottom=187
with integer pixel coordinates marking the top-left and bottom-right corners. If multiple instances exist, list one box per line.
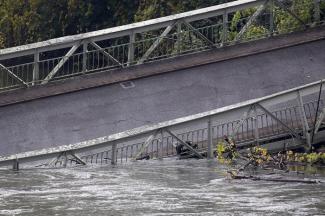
left=0, top=79, right=324, bottom=169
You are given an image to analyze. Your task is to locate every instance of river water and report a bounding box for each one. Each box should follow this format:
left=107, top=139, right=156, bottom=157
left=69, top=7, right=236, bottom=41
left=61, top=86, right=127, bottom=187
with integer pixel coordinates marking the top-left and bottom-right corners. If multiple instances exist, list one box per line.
left=0, top=159, right=324, bottom=216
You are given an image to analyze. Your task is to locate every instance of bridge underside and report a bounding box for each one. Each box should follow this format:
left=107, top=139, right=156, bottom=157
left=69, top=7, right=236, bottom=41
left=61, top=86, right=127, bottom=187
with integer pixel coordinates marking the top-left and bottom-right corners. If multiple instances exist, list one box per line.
left=0, top=39, right=324, bottom=156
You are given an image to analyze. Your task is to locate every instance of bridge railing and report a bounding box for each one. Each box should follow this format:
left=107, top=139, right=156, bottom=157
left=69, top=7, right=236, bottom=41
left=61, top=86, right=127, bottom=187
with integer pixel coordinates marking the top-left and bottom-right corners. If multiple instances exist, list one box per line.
left=0, top=0, right=324, bottom=91
left=0, top=79, right=324, bottom=170
left=77, top=99, right=322, bottom=166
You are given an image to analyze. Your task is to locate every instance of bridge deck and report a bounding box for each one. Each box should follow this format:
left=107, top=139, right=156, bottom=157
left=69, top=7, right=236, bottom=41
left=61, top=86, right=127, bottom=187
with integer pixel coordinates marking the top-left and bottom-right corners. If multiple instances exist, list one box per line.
left=0, top=79, right=324, bottom=169
left=0, top=25, right=324, bottom=107
left=0, top=38, right=324, bottom=157
left=78, top=100, right=324, bottom=166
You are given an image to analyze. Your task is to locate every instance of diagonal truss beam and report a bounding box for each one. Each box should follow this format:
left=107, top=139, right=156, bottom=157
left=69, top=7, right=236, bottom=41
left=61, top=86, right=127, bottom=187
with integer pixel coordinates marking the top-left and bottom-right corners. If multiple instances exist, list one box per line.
left=0, top=63, right=28, bottom=87
left=182, top=20, right=215, bottom=47
left=256, top=103, right=302, bottom=139
left=90, top=41, right=123, bottom=67
left=314, top=108, right=325, bottom=134
left=47, top=151, right=86, bottom=167
left=41, top=43, right=80, bottom=84
left=235, top=1, right=268, bottom=41
left=137, top=22, right=177, bottom=65
left=165, top=128, right=204, bottom=159
left=70, top=151, right=87, bottom=165
left=133, top=129, right=161, bottom=160
left=274, top=0, right=307, bottom=28
left=296, top=91, right=311, bottom=149
left=230, top=105, right=254, bottom=140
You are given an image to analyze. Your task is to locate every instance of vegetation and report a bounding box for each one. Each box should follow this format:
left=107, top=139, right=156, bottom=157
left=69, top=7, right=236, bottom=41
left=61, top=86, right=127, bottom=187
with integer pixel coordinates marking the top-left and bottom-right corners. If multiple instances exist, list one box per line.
left=286, top=151, right=325, bottom=165
left=218, top=138, right=325, bottom=168
left=0, top=0, right=324, bottom=48
left=0, top=0, right=324, bottom=89
left=217, top=136, right=325, bottom=183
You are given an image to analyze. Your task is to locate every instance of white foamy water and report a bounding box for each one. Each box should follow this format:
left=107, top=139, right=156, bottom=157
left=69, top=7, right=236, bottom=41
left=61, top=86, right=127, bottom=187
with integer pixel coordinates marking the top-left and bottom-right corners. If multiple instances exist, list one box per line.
left=0, top=159, right=324, bottom=216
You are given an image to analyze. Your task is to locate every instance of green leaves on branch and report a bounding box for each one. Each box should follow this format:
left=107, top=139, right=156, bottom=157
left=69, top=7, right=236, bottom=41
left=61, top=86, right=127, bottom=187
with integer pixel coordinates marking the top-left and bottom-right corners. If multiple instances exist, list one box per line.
left=0, top=0, right=321, bottom=48
left=275, top=0, right=313, bottom=34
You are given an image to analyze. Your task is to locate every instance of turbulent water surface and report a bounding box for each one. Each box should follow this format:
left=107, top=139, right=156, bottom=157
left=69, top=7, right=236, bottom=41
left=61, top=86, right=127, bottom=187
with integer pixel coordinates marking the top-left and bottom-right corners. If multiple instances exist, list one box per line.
left=0, top=159, right=324, bottom=216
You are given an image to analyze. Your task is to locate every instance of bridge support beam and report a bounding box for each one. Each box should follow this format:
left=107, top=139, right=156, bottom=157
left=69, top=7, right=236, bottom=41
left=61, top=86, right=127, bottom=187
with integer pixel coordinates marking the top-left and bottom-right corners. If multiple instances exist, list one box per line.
left=137, top=23, right=176, bottom=65
left=32, top=51, right=39, bottom=85
left=230, top=105, right=254, bottom=140
left=42, top=43, right=80, bottom=84
left=207, top=117, right=214, bottom=159
left=127, top=33, right=135, bottom=66
left=165, top=128, right=204, bottom=159
left=47, top=151, right=86, bottom=168
left=111, top=143, right=117, bottom=165
left=159, top=130, right=164, bottom=159
left=82, top=42, right=88, bottom=73
left=296, top=91, right=312, bottom=151
left=12, top=158, right=19, bottom=171
left=177, top=22, right=182, bottom=54
left=235, top=2, right=268, bottom=41
left=256, top=103, right=301, bottom=139
left=133, top=129, right=161, bottom=160
left=0, top=64, right=28, bottom=87
left=314, top=108, right=325, bottom=135
left=222, top=11, right=228, bottom=46
left=253, top=105, right=260, bottom=145
left=182, top=21, right=215, bottom=47
left=90, top=41, right=122, bottom=67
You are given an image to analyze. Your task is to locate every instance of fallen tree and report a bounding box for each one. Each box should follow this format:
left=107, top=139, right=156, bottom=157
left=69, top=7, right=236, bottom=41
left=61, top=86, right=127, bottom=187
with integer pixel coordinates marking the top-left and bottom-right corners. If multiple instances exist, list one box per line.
left=218, top=136, right=324, bottom=184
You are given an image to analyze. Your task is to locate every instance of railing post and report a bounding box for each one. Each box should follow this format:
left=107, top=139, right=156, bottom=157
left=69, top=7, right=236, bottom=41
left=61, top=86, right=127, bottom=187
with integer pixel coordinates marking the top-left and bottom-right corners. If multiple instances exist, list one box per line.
left=253, top=105, right=260, bottom=146
left=177, top=22, right=182, bottom=54
left=269, top=0, right=274, bottom=35
left=159, top=130, right=164, bottom=159
left=12, top=158, right=19, bottom=171
left=222, top=10, right=228, bottom=46
left=314, top=0, right=320, bottom=24
left=111, top=143, right=117, bottom=165
left=32, top=51, right=39, bottom=86
left=128, top=33, right=135, bottom=66
left=63, top=152, right=68, bottom=168
left=296, top=91, right=312, bottom=151
left=82, top=41, right=88, bottom=73
left=207, top=117, right=214, bottom=159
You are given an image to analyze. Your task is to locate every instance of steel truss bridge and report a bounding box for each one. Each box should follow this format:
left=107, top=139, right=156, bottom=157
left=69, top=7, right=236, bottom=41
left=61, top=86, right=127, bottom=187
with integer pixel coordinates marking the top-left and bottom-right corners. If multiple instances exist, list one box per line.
left=0, top=79, right=324, bottom=170
left=0, top=0, right=324, bottom=91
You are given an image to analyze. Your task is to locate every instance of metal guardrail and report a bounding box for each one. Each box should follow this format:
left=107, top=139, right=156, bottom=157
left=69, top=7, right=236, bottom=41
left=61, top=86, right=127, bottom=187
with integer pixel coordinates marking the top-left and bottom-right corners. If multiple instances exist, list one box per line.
left=0, top=79, right=324, bottom=170
left=0, top=0, right=324, bottom=91
left=78, top=100, right=322, bottom=166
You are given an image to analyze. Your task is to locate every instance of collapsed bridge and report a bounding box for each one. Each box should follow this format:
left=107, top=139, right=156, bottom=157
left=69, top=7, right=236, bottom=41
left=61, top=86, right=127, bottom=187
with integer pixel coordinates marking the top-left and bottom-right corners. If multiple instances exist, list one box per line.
left=0, top=0, right=325, bottom=169
left=0, top=79, right=324, bottom=170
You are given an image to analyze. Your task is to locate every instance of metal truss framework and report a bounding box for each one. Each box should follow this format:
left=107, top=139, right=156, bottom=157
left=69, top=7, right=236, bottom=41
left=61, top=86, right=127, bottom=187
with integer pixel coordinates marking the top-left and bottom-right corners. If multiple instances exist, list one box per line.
left=0, top=0, right=323, bottom=90
left=0, top=79, right=323, bottom=170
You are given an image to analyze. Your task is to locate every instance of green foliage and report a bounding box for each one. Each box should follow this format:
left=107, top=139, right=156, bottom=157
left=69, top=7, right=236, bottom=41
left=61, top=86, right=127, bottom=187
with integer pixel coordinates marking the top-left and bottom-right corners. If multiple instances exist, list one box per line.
left=134, top=0, right=235, bottom=22
left=243, top=25, right=268, bottom=40
left=248, top=147, right=272, bottom=166
left=228, top=8, right=268, bottom=41
left=216, top=142, right=231, bottom=164
left=216, top=141, right=239, bottom=164
left=286, top=151, right=325, bottom=165
left=0, top=0, right=139, bottom=47
left=275, top=0, right=314, bottom=34
left=0, top=0, right=320, bottom=48
left=0, top=33, right=5, bottom=49
left=170, top=29, right=206, bottom=55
